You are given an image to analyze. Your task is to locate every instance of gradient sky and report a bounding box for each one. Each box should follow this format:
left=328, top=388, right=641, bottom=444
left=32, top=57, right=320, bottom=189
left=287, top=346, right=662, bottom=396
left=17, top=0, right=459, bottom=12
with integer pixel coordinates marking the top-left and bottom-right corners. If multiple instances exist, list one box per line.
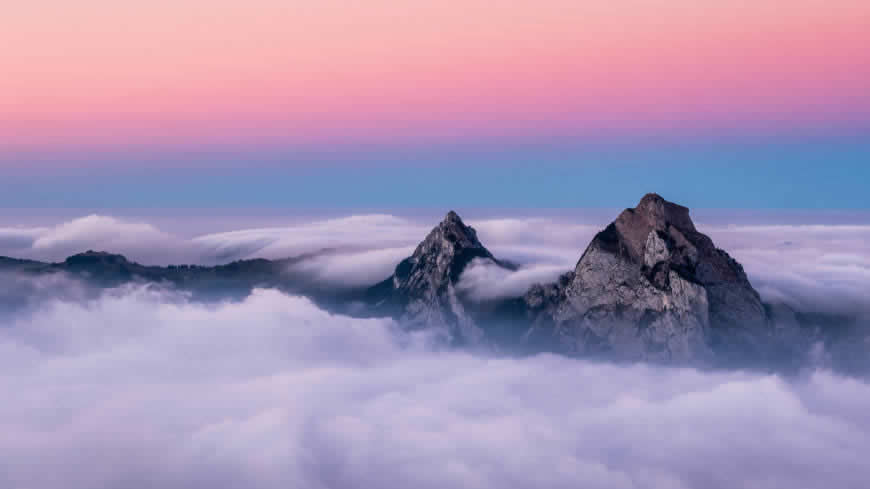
left=1, top=1, right=868, bottom=208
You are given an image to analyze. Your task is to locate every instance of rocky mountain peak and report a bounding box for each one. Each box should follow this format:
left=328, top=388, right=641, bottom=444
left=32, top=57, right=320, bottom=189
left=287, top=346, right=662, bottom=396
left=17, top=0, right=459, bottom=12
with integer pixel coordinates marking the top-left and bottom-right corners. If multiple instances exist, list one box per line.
left=633, top=193, right=696, bottom=232
left=602, top=193, right=698, bottom=264
left=368, top=210, right=502, bottom=343
left=525, top=193, right=771, bottom=364
left=444, top=209, right=462, bottom=223
left=402, top=210, right=494, bottom=295
left=411, top=210, right=488, bottom=261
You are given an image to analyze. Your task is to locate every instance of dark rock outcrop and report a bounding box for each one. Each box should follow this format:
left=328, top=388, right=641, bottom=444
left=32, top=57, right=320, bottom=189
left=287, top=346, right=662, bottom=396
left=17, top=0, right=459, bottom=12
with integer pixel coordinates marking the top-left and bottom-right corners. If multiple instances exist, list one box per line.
left=524, top=193, right=774, bottom=364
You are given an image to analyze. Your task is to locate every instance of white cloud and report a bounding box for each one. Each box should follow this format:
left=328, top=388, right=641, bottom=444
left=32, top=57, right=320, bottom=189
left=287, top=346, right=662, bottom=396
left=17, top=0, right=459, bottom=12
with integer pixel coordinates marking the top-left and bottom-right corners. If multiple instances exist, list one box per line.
left=469, top=217, right=598, bottom=265
left=193, top=214, right=427, bottom=262
left=30, top=215, right=172, bottom=252
left=287, top=246, right=415, bottom=287
left=457, top=258, right=567, bottom=301
left=0, top=215, right=189, bottom=264
left=0, top=286, right=868, bottom=489
left=700, top=223, right=870, bottom=316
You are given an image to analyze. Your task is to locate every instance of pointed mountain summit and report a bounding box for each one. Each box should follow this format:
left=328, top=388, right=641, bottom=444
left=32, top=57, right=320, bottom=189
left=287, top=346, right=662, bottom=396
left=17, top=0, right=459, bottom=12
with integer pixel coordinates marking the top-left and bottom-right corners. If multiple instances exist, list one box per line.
left=400, top=210, right=496, bottom=288
left=368, top=210, right=509, bottom=343
left=525, top=193, right=772, bottom=363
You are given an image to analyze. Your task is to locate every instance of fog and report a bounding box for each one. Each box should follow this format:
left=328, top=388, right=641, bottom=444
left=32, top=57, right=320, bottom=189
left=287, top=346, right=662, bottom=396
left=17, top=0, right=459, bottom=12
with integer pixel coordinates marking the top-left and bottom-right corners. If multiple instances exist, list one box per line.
left=0, top=284, right=868, bottom=489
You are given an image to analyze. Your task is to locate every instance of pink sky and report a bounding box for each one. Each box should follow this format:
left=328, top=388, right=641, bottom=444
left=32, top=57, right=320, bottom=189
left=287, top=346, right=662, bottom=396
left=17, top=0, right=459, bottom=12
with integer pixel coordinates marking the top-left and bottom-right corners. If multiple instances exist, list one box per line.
left=2, top=0, right=869, bottom=149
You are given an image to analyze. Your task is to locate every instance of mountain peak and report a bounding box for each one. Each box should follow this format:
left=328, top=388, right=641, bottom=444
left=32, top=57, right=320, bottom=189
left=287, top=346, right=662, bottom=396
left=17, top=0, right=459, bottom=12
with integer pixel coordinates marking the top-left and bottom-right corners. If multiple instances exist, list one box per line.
left=542, top=193, right=769, bottom=363
left=369, top=210, right=501, bottom=342
left=602, top=194, right=697, bottom=263
left=444, top=210, right=462, bottom=224
left=416, top=210, right=485, bottom=259
left=631, top=193, right=695, bottom=232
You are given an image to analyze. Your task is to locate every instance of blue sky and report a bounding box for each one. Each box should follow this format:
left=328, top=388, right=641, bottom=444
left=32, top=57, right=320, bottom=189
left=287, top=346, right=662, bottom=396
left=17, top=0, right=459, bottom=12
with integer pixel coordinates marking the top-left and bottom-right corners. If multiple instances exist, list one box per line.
left=1, top=135, right=867, bottom=209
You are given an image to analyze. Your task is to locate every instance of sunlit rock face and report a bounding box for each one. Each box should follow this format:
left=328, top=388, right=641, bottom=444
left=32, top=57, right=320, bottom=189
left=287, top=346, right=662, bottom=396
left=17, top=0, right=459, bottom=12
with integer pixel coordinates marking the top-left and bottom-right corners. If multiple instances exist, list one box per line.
left=526, top=193, right=773, bottom=364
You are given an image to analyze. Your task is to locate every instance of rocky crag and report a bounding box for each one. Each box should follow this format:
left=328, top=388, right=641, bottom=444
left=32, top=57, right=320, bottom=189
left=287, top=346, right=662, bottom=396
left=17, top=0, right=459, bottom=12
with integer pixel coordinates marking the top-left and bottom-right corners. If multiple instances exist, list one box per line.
left=523, top=193, right=783, bottom=364
left=367, top=211, right=515, bottom=344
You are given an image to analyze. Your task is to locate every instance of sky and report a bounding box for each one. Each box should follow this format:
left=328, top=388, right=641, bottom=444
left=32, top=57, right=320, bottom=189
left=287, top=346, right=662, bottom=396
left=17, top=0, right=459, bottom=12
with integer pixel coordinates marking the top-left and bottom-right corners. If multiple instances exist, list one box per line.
left=1, top=0, right=869, bottom=208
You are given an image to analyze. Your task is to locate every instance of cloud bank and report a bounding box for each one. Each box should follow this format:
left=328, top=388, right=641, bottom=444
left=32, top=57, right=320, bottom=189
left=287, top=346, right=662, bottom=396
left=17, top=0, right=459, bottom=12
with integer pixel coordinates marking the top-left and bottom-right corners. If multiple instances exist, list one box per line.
left=0, top=286, right=868, bottom=489
left=703, top=223, right=870, bottom=317
left=456, top=258, right=567, bottom=301
left=2, top=213, right=869, bottom=316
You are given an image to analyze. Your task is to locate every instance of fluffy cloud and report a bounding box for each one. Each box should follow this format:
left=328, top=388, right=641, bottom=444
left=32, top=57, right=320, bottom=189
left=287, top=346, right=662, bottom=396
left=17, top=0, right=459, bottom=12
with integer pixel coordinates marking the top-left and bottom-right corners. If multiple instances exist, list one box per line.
left=0, top=215, right=189, bottom=264
left=469, top=217, right=600, bottom=265
left=193, top=214, right=427, bottom=263
left=286, top=246, right=415, bottom=287
left=457, top=258, right=567, bottom=301
left=702, top=223, right=870, bottom=317
left=0, top=286, right=868, bottom=489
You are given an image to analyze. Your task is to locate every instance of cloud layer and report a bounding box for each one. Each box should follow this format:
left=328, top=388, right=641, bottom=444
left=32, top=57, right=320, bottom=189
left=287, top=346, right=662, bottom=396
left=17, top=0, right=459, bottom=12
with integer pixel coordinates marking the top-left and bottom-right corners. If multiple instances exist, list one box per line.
left=703, top=223, right=870, bottom=317
left=2, top=212, right=869, bottom=315
left=1, top=286, right=869, bottom=489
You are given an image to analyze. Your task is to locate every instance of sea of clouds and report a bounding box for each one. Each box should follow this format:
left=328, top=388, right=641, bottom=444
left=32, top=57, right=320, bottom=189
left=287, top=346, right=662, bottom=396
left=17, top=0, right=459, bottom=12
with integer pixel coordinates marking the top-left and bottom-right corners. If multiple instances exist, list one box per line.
left=1, top=285, right=869, bottom=489
left=1, top=211, right=869, bottom=489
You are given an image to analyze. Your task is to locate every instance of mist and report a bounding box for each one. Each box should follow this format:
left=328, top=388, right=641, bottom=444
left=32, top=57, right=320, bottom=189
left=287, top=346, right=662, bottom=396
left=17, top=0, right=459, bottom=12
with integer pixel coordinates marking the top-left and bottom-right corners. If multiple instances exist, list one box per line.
left=1, top=284, right=869, bottom=489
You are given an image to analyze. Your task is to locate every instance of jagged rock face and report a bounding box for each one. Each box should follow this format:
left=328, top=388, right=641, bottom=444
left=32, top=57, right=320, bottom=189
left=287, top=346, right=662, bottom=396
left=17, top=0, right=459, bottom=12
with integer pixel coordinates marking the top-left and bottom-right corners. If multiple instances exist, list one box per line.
left=528, top=193, right=771, bottom=363
left=377, top=211, right=499, bottom=343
